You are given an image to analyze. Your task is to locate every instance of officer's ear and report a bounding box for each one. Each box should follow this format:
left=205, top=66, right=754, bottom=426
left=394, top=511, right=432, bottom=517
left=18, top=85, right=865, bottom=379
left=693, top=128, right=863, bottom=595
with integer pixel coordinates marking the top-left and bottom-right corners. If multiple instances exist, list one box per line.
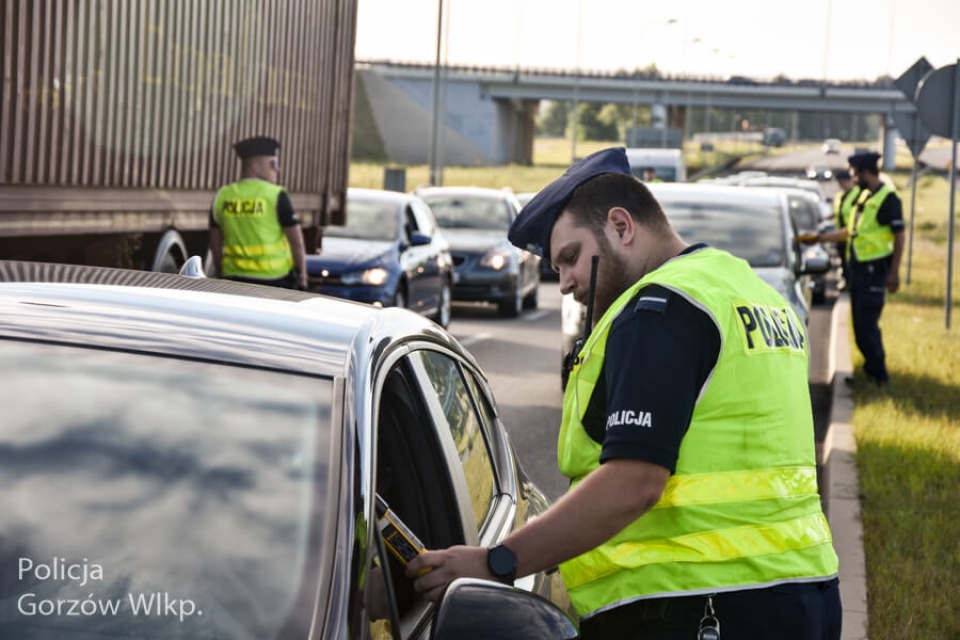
left=607, top=207, right=634, bottom=245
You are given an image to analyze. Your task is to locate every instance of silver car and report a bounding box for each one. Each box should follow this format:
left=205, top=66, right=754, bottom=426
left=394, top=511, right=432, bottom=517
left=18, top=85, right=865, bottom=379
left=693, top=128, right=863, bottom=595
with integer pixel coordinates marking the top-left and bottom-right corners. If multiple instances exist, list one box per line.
left=561, top=183, right=829, bottom=383
left=0, top=260, right=574, bottom=639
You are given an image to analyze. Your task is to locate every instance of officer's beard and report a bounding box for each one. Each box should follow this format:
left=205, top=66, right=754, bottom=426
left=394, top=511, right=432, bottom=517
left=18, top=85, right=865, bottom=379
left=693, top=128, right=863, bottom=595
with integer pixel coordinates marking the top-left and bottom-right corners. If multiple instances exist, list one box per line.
left=590, top=235, right=634, bottom=327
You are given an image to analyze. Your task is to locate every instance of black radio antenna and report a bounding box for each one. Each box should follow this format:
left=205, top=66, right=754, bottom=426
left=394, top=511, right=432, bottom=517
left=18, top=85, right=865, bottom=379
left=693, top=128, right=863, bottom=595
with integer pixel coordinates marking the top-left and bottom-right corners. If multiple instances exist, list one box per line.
left=582, top=255, right=599, bottom=343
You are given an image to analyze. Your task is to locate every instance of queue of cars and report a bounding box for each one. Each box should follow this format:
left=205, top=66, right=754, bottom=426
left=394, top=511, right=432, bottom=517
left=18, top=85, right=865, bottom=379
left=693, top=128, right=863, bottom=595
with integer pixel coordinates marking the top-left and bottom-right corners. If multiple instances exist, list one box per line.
left=306, top=187, right=540, bottom=326
left=559, top=180, right=831, bottom=386
left=0, top=260, right=576, bottom=640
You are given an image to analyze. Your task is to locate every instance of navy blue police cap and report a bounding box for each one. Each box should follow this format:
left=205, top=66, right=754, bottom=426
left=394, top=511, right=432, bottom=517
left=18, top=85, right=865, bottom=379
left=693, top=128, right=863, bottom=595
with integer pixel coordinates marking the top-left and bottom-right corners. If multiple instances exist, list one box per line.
left=233, top=136, right=281, bottom=160
left=834, top=169, right=851, bottom=180
left=847, top=151, right=880, bottom=171
left=507, top=146, right=631, bottom=260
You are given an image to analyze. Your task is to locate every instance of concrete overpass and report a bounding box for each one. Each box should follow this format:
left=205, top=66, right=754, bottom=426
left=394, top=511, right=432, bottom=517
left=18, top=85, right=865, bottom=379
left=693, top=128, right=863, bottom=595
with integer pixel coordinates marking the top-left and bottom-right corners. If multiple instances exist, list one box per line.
left=357, top=60, right=916, bottom=168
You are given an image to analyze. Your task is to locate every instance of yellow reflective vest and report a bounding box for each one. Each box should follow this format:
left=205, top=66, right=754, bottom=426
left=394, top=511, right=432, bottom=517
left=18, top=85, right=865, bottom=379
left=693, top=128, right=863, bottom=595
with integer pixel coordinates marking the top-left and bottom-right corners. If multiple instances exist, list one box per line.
left=213, top=179, right=294, bottom=279
left=850, top=184, right=897, bottom=263
left=558, top=248, right=838, bottom=619
left=833, top=185, right=861, bottom=231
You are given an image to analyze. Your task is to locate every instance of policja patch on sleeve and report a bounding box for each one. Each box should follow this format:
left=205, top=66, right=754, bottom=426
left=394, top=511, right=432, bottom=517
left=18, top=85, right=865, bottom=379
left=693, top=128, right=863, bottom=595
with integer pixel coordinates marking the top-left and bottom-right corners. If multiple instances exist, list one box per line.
left=633, top=293, right=670, bottom=314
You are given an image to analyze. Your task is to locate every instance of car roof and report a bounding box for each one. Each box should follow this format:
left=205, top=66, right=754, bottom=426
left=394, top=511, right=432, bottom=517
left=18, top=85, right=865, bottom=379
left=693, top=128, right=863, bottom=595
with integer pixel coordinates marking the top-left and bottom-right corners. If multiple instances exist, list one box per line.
left=759, top=185, right=821, bottom=201
left=0, top=261, right=458, bottom=378
left=348, top=187, right=420, bottom=204
left=647, top=181, right=787, bottom=209
left=415, top=185, right=513, bottom=199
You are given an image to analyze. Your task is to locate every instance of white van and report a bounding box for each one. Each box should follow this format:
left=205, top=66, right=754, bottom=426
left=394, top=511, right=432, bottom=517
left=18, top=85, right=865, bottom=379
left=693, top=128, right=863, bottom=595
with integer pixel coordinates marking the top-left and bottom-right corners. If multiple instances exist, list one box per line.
left=625, top=147, right=687, bottom=183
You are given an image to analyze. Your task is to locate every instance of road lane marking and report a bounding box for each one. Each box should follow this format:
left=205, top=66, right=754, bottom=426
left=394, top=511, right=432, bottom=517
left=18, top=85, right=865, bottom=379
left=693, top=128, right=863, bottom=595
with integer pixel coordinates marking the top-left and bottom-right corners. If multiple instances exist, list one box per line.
left=456, top=332, right=491, bottom=348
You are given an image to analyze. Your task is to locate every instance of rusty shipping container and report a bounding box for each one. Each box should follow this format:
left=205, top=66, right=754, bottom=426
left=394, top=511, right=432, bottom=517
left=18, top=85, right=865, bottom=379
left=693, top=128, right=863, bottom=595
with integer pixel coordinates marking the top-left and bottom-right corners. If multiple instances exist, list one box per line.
left=0, top=0, right=357, bottom=270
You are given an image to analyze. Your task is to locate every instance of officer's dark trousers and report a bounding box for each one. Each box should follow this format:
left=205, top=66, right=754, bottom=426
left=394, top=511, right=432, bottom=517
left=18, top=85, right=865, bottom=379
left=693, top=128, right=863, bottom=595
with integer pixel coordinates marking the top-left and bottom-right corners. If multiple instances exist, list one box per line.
left=848, top=258, right=889, bottom=383
left=578, top=578, right=841, bottom=640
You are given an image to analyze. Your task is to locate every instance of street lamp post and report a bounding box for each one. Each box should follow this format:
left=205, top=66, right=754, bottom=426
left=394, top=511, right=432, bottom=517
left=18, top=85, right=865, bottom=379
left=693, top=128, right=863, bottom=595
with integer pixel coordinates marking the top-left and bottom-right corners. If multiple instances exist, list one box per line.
left=428, top=0, right=445, bottom=186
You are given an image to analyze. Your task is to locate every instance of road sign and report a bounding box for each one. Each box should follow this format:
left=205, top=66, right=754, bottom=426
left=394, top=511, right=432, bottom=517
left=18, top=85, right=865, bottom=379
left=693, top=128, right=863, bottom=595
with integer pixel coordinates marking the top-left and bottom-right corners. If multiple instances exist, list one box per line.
left=916, top=64, right=960, bottom=138
left=891, top=110, right=931, bottom=157
left=894, top=57, right=934, bottom=104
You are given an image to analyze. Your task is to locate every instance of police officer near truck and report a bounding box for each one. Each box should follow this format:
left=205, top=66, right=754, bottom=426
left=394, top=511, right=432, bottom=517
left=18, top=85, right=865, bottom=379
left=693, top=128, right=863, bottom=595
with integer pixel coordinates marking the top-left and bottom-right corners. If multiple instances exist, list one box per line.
left=208, top=136, right=308, bottom=290
left=406, top=147, right=841, bottom=639
left=812, top=151, right=904, bottom=386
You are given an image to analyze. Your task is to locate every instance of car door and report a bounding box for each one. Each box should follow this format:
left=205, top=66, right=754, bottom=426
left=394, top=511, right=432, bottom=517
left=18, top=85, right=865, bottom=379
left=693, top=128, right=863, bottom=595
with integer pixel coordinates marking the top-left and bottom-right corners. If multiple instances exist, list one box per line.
left=409, top=200, right=445, bottom=313
left=361, top=345, right=511, bottom=639
left=399, top=204, right=433, bottom=314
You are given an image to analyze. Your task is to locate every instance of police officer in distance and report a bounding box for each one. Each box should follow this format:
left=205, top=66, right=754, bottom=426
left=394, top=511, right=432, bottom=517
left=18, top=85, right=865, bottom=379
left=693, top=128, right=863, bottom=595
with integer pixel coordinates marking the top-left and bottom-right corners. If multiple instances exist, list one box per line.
left=831, top=168, right=860, bottom=289
left=641, top=166, right=664, bottom=183
left=406, top=147, right=841, bottom=639
left=208, top=136, right=308, bottom=290
left=812, top=151, right=904, bottom=386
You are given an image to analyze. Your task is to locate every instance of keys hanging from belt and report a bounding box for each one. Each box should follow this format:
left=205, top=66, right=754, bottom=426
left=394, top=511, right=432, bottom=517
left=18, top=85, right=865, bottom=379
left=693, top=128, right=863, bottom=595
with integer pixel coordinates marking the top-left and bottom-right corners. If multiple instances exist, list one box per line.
left=698, top=595, right=720, bottom=640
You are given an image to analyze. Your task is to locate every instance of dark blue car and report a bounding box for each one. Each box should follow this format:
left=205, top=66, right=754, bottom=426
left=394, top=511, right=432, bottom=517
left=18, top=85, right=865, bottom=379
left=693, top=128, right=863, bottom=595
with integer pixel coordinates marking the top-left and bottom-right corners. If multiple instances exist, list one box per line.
left=306, top=189, right=455, bottom=328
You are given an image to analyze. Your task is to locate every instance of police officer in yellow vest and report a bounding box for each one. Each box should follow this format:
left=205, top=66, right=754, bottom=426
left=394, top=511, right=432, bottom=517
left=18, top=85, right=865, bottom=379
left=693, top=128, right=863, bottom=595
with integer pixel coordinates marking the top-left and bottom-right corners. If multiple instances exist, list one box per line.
left=642, top=166, right=664, bottom=183
left=812, top=151, right=904, bottom=385
left=407, top=147, right=841, bottom=638
left=832, top=169, right=860, bottom=288
left=208, top=136, right=308, bottom=290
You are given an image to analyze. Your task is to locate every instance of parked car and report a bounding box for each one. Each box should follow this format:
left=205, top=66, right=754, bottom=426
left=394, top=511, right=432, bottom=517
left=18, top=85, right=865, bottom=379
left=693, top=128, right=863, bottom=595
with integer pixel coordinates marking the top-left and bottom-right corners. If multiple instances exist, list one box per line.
left=782, top=188, right=833, bottom=304
left=0, top=260, right=575, bottom=640
left=416, top=187, right=541, bottom=317
left=805, top=164, right=834, bottom=181
left=560, top=184, right=829, bottom=384
left=306, top=188, right=454, bottom=328
left=736, top=176, right=833, bottom=225
left=625, top=147, right=687, bottom=182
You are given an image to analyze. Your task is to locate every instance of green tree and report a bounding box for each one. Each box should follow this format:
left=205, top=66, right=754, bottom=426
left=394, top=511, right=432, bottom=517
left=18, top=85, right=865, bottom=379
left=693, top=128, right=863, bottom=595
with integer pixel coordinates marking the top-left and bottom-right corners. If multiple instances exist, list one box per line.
left=537, top=100, right=570, bottom=137
left=578, top=102, right=619, bottom=141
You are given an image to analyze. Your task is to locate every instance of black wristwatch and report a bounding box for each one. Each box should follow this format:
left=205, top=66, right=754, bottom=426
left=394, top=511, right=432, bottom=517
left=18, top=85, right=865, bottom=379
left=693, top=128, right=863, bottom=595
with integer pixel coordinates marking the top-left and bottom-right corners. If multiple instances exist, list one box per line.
left=486, top=543, right=518, bottom=583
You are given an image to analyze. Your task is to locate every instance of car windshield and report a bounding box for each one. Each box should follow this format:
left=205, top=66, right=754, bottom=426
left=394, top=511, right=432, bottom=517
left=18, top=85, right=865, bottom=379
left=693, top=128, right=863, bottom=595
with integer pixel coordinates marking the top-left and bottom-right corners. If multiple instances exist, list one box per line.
left=658, top=199, right=785, bottom=268
left=420, top=195, right=511, bottom=231
left=326, top=197, right=399, bottom=241
left=629, top=166, right=678, bottom=182
left=0, top=342, right=334, bottom=639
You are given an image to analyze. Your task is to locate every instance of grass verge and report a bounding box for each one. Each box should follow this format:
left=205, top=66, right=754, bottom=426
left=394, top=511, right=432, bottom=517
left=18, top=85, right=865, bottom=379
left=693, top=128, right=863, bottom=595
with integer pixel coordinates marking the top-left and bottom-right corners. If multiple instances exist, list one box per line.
left=849, top=172, right=960, bottom=639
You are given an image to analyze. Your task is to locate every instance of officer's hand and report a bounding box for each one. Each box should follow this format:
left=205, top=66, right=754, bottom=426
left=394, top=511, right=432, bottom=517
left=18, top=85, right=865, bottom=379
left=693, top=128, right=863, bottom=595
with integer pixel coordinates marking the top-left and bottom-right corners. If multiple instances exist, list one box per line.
left=798, top=232, right=819, bottom=245
left=406, top=546, right=490, bottom=603
left=887, top=271, right=900, bottom=293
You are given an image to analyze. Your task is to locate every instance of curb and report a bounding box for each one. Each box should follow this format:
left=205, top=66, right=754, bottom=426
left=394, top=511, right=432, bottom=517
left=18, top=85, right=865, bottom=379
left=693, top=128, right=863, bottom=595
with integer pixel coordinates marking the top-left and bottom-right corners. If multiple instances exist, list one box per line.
left=821, top=291, right=868, bottom=639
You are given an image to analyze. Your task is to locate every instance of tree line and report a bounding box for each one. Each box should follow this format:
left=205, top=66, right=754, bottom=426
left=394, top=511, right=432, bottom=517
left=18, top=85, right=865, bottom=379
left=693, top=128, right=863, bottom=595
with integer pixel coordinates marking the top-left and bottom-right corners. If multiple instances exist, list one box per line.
left=537, top=100, right=884, bottom=143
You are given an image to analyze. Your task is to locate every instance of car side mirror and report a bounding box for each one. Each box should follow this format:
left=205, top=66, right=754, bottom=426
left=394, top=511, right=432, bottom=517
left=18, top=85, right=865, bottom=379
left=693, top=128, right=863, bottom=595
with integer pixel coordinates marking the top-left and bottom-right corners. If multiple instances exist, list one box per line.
left=431, top=578, right=579, bottom=640
left=801, top=248, right=831, bottom=275
left=408, top=231, right=432, bottom=247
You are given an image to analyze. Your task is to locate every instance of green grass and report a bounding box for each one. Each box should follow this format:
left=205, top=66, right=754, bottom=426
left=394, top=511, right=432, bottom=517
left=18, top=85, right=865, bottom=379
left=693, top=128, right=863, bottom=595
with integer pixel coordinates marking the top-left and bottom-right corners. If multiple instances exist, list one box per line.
left=848, top=172, right=960, bottom=639
left=348, top=137, right=776, bottom=193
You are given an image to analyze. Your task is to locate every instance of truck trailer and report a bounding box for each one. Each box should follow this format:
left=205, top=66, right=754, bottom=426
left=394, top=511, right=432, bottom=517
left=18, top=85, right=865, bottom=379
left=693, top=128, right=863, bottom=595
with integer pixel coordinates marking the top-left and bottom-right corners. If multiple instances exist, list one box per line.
left=0, top=0, right=357, bottom=272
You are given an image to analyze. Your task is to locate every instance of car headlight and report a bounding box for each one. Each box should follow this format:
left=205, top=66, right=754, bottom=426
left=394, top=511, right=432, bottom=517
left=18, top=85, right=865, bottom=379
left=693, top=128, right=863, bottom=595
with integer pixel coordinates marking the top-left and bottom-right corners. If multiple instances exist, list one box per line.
left=480, top=250, right=511, bottom=270
left=340, top=267, right=389, bottom=286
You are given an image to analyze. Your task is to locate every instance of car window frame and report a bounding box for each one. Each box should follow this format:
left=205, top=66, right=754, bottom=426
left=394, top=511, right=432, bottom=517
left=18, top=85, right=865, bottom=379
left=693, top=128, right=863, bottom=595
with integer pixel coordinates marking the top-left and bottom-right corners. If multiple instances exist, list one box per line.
left=405, top=347, right=501, bottom=539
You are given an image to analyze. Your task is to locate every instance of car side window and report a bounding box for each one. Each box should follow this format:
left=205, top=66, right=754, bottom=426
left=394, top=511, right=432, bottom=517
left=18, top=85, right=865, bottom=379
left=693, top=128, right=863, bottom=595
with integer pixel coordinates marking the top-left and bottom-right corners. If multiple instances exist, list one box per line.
left=413, top=350, right=498, bottom=533
left=410, top=201, right=436, bottom=237
left=403, top=206, right=419, bottom=242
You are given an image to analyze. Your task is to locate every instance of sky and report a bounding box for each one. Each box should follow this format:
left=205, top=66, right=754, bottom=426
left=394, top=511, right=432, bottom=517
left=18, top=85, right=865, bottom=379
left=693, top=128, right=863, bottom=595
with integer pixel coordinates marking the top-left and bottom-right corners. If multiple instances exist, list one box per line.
left=355, top=0, right=960, bottom=82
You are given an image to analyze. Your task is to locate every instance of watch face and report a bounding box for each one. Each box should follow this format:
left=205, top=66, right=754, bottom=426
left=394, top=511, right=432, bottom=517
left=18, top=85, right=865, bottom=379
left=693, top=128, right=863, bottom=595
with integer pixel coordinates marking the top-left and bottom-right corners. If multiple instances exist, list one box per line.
left=488, top=544, right=517, bottom=579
